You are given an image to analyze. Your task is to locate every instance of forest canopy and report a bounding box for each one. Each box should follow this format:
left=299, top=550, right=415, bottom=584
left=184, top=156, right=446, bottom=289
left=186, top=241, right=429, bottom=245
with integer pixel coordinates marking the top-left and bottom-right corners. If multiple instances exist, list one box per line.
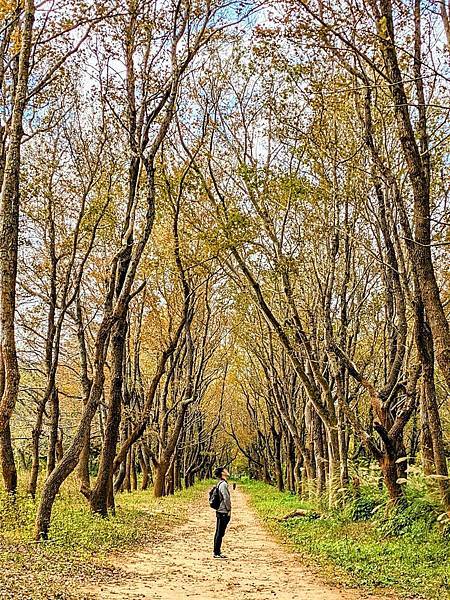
left=0, top=0, right=449, bottom=543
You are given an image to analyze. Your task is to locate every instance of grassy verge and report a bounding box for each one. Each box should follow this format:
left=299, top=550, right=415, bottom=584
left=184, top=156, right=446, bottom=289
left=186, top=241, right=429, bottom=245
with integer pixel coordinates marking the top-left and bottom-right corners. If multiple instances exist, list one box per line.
left=0, top=476, right=208, bottom=600
left=242, top=479, right=450, bottom=600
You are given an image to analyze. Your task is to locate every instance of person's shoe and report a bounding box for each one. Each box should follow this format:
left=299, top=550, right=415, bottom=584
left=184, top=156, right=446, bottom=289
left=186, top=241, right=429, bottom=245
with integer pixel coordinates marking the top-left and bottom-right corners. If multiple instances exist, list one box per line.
left=213, top=553, right=227, bottom=559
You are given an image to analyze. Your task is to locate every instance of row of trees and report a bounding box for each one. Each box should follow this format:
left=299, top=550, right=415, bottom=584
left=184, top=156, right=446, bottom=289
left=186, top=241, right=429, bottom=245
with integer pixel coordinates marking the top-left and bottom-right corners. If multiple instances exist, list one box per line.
left=220, top=0, right=450, bottom=510
left=0, top=0, right=449, bottom=541
left=1, top=0, right=246, bottom=539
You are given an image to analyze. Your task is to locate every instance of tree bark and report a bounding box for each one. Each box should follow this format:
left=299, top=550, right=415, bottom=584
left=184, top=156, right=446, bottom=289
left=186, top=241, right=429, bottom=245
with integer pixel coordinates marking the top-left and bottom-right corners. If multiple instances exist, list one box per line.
left=153, top=460, right=168, bottom=498
left=28, top=403, right=45, bottom=498
left=377, top=0, right=450, bottom=389
left=273, top=429, right=284, bottom=492
left=76, top=294, right=92, bottom=493
left=46, top=389, right=59, bottom=477
left=131, top=446, right=137, bottom=491
left=379, top=453, right=404, bottom=506
left=0, top=422, right=17, bottom=495
left=0, top=1, right=35, bottom=493
left=90, top=318, right=127, bottom=515
left=124, top=447, right=132, bottom=492
left=137, top=444, right=149, bottom=490
left=35, top=317, right=112, bottom=539
left=313, top=412, right=326, bottom=494
left=415, top=304, right=450, bottom=513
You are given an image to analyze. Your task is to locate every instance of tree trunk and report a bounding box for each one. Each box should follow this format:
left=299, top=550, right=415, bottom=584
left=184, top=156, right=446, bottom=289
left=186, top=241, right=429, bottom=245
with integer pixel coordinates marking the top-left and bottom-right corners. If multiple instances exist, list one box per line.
left=420, top=381, right=435, bottom=476
left=17, top=447, right=28, bottom=471
left=424, top=378, right=450, bottom=513
left=379, top=453, right=404, bottom=506
left=286, top=438, right=296, bottom=493
left=415, top=301, right=450, bottom=512
left=337, top=407, right=349, bottom=488
left=55, top=430, right=64, bottom=462
left=328, top=442, right=342, bottom=506
left=46, top=388, right=59, bottom=477
left=131, top=446, right=137, bottom=491
left=76, top=294, right=92, bottom=494
left=166, top=459, right=175, bottom=496
left=408, top=413, right=420, bottom=466
left=377, top=0, right=450, bottom=389
left=420, top=343, right=450, bottom=511
left=0, top=422, right=17, bottom=494
left=174, top=454, right=182, bottom=491
left=153, top=460, right=168, bottom=498
left=0, top=2, right=35, bottom=448
left=295, top=457, right=303, bottom=496
left=107, top=475, right=115, bottom=515
left=78, top=424, right=91, bottom=494
left=313, top=414, right=326, bottom=494
left=273, top=432, right=284, bottom=492
left=124, top=447, right=132, bottom=492
left=35, top=317, right=111, bottom=539
left=263, top=464, right=271, bottom=485
left=90, top=318, right=127, bottom=516
left=137, top=445, right=149, bottom=491
left=35, top=389, right=102, bottom=539
left=0, top=3, right=35, bottom=496
left=114, top=461, right=126, bottom=494
left=28, top=403, right=45, bottom=498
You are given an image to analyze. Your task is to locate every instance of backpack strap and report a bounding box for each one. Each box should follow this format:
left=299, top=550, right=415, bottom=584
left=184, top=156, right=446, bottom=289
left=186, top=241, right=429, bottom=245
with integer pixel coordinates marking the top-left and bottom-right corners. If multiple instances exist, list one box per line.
left=217, top=479, right=225, bottom=499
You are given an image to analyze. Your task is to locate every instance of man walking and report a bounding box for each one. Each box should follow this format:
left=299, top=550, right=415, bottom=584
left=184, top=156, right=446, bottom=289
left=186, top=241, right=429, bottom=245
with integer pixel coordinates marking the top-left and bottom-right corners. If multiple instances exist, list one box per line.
left=213, top=466, right=231, bottom=558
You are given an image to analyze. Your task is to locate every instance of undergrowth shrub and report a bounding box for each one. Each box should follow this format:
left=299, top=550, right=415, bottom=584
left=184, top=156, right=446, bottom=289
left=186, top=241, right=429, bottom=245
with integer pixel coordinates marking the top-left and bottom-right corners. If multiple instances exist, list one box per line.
left=377, top=496, right=439, bottom=537
left=347, top=495, right=380, bottom=521
left=244, top=478, right=449, bottom=600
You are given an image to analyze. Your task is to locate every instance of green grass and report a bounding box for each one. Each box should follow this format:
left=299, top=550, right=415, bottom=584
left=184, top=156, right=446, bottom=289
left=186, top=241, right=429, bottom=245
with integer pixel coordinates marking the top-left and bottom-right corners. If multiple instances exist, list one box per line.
left=242, top=479, right=450, bottom=600
left=0, top=475, right=209, bottom=600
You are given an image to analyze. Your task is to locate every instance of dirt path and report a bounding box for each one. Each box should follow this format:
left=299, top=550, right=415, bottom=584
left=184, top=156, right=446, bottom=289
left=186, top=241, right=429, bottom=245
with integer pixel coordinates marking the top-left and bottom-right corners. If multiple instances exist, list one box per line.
left=90, top=487, right=389, bottom=600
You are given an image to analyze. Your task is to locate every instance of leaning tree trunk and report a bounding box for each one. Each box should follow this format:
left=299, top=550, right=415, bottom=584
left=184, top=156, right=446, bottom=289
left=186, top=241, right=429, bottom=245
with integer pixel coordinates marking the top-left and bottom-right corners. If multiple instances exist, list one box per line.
left=78, top=425, right=91, bottom=494
left=35, top=399, right=101, bottom=539
left=90, top=318, right=127, bottom=516
left=153, top=400, right=193, bottom=499
left=35, top=319, right=111, bottom=539
left=114, top=461, right=127, bottom=494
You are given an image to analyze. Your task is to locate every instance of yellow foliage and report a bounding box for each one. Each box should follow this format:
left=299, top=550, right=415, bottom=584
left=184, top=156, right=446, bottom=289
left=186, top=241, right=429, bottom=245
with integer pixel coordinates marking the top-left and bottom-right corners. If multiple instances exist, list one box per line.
left=0, top=0, right=15, bottom=21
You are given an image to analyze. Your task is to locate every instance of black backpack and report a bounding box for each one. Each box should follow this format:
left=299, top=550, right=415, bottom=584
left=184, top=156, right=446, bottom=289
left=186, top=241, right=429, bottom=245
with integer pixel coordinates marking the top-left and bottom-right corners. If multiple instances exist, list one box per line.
left=209, top=482, right=222, bottom=510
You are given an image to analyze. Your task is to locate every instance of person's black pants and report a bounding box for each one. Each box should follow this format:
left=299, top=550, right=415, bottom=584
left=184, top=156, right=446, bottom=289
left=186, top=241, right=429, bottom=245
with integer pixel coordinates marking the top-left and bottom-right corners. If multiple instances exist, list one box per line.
left=213, top=512, right=230, bottom=555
